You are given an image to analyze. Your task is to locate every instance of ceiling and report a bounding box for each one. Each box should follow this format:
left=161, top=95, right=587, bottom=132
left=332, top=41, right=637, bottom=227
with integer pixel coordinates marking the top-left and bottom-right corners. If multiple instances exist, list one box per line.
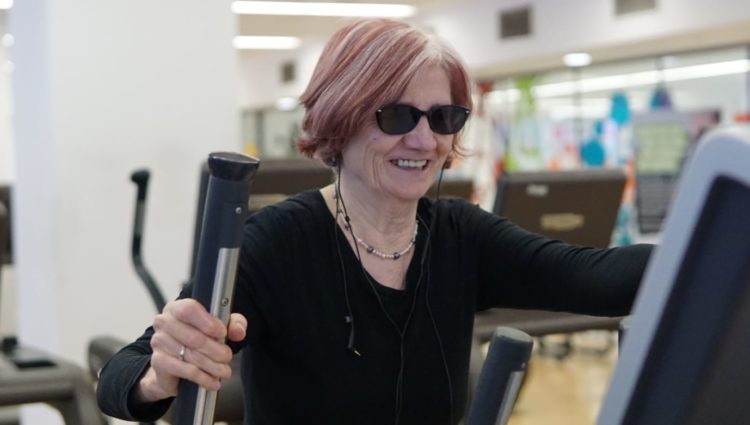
left=235, top=0, right=750, bottom=80
left=236, top=0, right=458, bottom=44
left=4, top=2, right=749, bottom=80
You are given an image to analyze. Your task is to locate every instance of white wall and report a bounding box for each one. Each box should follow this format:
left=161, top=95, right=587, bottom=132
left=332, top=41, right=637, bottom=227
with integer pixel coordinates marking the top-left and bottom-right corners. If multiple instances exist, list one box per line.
left=10, top=0, right=240, bottom=376
left=238, top=41, right=324, bottom=109
left=0, top=14, right=13, bottom=183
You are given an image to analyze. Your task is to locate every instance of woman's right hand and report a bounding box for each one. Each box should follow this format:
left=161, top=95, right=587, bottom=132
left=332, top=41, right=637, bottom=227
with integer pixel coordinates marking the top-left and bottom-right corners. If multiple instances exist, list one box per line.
left=133, top=298, right=248, bottom=403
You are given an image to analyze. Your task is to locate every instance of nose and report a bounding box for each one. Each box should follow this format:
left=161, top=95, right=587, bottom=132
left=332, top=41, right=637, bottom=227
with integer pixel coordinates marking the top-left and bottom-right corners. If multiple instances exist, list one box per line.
left=403, top=115, right=437, bottom=151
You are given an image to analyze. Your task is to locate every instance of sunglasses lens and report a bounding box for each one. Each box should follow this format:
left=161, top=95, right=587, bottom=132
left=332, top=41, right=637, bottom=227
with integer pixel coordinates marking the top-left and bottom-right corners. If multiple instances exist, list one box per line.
left=376, top=104, right=469, bottom=135
left=429, top=106, right=468, bottom=135
left=377, top=105, right=420, bottom=135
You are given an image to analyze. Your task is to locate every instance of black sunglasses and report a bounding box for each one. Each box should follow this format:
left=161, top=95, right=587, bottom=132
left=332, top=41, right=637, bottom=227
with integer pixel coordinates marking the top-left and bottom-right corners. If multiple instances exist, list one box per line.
left=375, top=104, right=470, bottom=135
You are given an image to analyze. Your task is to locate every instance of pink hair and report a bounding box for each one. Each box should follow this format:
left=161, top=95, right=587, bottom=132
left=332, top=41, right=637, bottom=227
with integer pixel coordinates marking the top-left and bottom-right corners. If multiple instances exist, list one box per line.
left=297, top=18, right=473, bottom=166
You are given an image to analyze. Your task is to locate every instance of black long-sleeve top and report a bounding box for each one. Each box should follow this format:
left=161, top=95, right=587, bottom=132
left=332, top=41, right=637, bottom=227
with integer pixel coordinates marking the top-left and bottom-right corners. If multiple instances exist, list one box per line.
left=97, top=190, right=652, bottom=425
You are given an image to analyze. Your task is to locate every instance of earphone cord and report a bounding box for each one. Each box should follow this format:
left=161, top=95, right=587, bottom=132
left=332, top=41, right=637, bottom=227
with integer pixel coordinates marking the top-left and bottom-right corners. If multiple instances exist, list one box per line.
left=335, top=172, right=406, bottom=334
left=333, top=193, right=358, bottom=355
left=334, top=164, right=453, bottom=425
left=419, top=214, right=455, bottom=424
left=422, top=166, right=455, bottom=423
left=336, top=169, right=434, bottom=425
left=335, top=174, right=404, bottom=424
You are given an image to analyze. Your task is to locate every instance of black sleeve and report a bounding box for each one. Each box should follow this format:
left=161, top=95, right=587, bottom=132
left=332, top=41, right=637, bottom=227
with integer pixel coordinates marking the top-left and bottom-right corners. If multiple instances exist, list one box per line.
left=227, top=209, right=286, bottom=350
left=96, top=326, right=174, bottom=421
left=462, top=202, right=653, bottom=316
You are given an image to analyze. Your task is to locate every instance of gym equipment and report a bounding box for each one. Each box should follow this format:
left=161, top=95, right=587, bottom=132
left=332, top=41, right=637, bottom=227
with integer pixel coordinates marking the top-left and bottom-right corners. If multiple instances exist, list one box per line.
left=87, top=170, right=162, bottom=382
left=599, top=125, right=750, bottom=424
left=0, top=185, right=11, bottom=266
left=172, top=152, right=258, bottom=425
left=466, top=327, right=533, bottom=425
left=245, top=157, right=333, bottom=214
left=477, top=168, right=629, bottom=355
left=1, top=188, right=104, bottom=424
left=0, top=343, right=105, bottom=424
left=130, top=170, right=167, bottom=313
left=469, top=168, right=628, bottom=400
left=89, top=157, right=253, bottom=425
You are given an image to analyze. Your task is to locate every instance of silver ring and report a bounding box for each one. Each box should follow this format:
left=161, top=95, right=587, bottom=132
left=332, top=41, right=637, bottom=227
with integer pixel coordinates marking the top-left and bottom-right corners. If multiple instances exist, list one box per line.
left=178, top=345, right=186, bottom=362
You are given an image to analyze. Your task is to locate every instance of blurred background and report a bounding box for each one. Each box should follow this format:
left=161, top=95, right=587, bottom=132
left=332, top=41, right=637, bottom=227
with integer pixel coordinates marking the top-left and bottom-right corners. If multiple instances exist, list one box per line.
left=0, top=0, right=749, bottom=423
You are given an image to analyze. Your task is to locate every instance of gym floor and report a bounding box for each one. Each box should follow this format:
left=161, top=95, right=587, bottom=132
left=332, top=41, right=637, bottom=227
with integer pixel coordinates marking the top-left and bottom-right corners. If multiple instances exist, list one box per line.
left=508, top=332, right=618, bottom=425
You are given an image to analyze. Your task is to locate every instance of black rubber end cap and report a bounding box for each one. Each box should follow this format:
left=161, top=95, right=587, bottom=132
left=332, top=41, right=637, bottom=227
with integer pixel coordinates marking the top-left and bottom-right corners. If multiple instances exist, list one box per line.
left=208, top=152, right=260, bottom=182
left=131, top=169, right=150, bottom=185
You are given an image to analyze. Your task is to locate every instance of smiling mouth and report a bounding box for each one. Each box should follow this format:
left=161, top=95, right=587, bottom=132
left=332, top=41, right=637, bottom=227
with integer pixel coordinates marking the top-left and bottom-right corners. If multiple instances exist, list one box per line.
left=390, top=159, right=429, bottom=170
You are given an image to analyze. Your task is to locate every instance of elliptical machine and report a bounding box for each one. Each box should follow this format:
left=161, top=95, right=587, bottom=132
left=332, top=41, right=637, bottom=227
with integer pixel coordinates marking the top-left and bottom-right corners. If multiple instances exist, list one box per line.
left=88, top=165, right=244, bottom=425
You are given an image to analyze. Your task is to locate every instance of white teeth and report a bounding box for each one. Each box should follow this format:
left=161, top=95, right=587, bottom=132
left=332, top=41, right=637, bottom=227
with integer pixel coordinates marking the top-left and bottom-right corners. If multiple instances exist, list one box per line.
left=395, top=159, right=427, bottom=169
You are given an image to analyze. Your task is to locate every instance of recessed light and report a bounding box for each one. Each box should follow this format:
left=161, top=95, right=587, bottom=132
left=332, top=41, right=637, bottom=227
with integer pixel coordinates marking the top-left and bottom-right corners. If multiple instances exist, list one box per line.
left=563, top=52, right=592, bottom=67
left=275, top=97, right=298, bottom=111
left=2, top=34, right=14, bottom=47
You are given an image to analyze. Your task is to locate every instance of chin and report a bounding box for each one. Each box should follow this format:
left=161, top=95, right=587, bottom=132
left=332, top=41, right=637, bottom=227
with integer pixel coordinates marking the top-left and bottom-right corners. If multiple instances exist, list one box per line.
left=391, top=185, right=432, bottom=202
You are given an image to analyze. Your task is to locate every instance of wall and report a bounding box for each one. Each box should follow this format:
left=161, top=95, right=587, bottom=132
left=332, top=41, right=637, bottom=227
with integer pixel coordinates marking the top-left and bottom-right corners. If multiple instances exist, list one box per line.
left=0, top=14, right=12, bottom=183
left=238, top=41, right=324, bottom=110
left=10, top=0, right=239, bottom=379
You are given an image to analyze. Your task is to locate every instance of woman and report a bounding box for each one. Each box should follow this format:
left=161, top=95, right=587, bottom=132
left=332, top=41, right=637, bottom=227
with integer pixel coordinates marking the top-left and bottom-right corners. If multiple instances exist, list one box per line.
left=97, top=18, right=652, bottom=425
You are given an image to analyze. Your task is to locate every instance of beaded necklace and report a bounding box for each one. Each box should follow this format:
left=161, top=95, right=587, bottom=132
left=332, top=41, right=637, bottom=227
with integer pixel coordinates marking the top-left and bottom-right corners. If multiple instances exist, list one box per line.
left=333, top=186, right=418, bottom=261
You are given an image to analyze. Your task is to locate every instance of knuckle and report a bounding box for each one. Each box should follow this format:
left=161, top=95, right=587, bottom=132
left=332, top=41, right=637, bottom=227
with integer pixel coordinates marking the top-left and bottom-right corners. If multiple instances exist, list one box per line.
left=214, top=321, right=228, bottom=338
left=174, top=300, right=197, bottom=319
left=223, top=364, right=233, bottom=379
left=212, top=362, right=230, bottom=379
left=184, top=332, right=207, bottom=349
left=152, top=313, right=168, bottom=329
left=219, top=346, right=233, bottom=362
left=150, top=352, right=169, bottom=369
left=151, top=332, right=168, bottom=348
left=187, top=366, right=207, bottom=385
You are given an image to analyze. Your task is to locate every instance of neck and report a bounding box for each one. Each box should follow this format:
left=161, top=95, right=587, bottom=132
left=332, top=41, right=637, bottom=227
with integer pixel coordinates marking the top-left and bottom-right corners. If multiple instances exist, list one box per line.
left=337, top=180, right=417, bottom=235
left=330, top=171, right=419, bottom=253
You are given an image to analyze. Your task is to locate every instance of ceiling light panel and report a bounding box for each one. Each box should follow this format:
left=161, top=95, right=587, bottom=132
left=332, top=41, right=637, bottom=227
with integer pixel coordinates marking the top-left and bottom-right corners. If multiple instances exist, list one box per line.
left=233, top=35, right=301, bottom=50
left=231, top=1, right=416, bottom=18
left=488, top=59, right=750, bottom=99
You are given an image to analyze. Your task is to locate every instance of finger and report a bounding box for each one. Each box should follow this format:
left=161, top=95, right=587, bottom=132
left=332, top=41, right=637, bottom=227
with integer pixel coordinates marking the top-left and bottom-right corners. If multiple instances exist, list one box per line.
left=153, top=312, right=233, bottom=364
left=150, top=327, right=184, bottom=358
left=177, top=345, right=232, bottom=381
left=227, top=313, right=247, bottom=342
left=165, top=299, right=228, bottom=340
left=151, top=331, right=232, bottom=384
left=151, top=350, right=223, bottom=392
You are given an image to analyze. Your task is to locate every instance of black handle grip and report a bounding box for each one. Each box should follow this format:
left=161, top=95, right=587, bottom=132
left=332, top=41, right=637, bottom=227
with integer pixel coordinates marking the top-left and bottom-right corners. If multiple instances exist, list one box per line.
left=172, top=152, right=259, bottom=425
left=131, top=169, right=150, bottom=201
left=467, top=327, right=533, bottom=425
left=208, top=152, right=259, bottom=182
